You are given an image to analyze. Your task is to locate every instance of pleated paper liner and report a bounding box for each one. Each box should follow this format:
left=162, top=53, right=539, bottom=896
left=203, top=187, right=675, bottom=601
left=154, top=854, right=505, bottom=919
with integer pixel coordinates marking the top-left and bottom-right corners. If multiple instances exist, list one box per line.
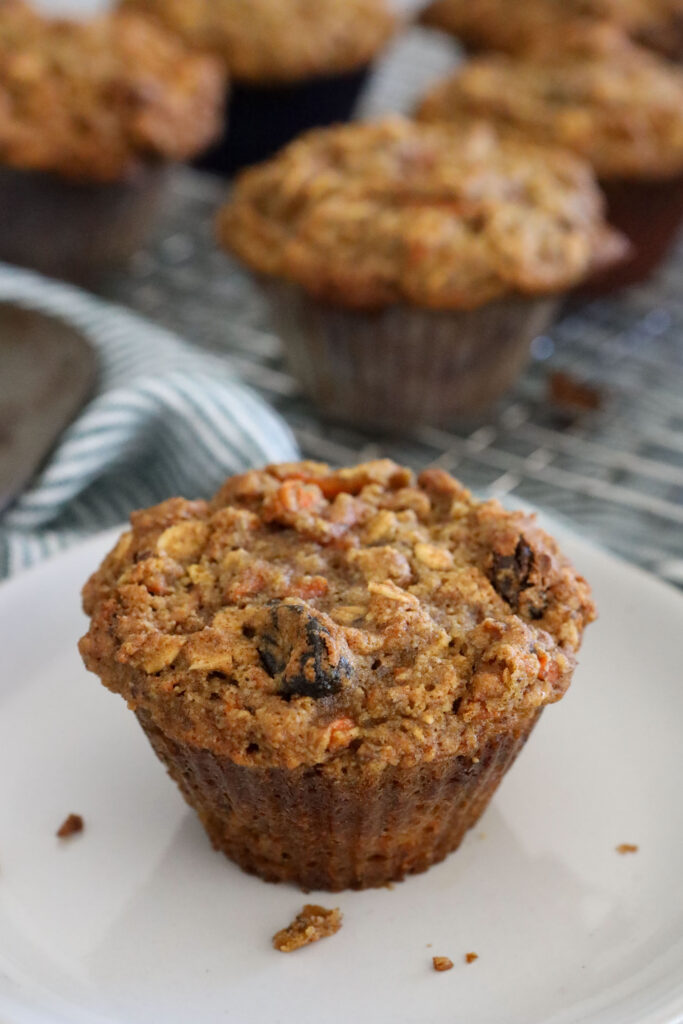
left=137, top=707, right=541, bottom=892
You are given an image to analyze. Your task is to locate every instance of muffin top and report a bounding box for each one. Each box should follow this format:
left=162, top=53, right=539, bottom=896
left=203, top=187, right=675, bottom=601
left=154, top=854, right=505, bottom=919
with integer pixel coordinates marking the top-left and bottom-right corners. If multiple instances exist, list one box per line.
left=79, top=461, right=596, bottom=772
left=218, top=116, right=624, bottom=310
left=418, top=25, right=683, bottom=181
left=421, top=0, right=683, bottom=61
left=118, top=0, right=396, bottom=84
left=0, top=0, right=225, bottom=180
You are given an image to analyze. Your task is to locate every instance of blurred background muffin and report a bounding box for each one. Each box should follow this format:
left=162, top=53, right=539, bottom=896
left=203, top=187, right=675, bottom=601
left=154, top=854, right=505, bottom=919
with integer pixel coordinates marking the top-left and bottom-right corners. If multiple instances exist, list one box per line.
left=218, top=116, right=625, bottom=432
left=420, top=0, right=683, bottom=63
left=0, top=0, right=225, bottom=282
left=118, top=0, right=398, bottom=174
left=418, top=24, right=683, bottom=291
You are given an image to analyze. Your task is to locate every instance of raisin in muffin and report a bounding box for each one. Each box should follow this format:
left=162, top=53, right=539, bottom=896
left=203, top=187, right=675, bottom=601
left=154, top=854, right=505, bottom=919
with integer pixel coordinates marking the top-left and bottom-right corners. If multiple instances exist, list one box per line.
left=418, top=24, right=683, bottom=288
left=79, top=460, right=596, bottom=891
left=0, top=0, right=225, bottom=278
left=218, top=116, right=625, bottom=429
left=421, top=0, right=683, bottom=63
left=118, top=0, right=397, bottom=173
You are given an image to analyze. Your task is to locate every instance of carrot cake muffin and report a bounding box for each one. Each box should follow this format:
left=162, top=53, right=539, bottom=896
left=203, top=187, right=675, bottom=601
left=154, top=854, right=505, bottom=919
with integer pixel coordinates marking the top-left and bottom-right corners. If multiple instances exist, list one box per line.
left=421, top=0, right=683, bottom=63
left=119, top=0, right=395, bottom=84
left=0, top=0, right=225, bottom=278
left=79, top=460, right=596, bottom=891
left=218, top=116, right=625, bottom=429
left=119, top=0, right=397, bottom=172
left=418, top=25, right=683, bottom=288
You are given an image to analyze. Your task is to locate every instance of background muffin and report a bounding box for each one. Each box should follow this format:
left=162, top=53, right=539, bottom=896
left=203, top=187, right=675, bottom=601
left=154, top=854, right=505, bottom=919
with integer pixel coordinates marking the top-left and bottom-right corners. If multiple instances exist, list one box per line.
left=218, top=116, right=625, bottom=430
left=119, top=0, right=397, bottom=174
left=420, top=0, right=683, bottom=63
left=418, top=25, right=683, bottom=289
left=79, top=460, right=596, bottom=891
left=0, top=0, right=225, bottom=280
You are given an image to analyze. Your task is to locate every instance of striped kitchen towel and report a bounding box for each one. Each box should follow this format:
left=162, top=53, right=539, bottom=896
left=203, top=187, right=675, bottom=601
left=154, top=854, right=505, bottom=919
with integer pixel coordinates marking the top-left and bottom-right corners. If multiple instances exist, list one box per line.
left=0, top=265, right=299, bottom=578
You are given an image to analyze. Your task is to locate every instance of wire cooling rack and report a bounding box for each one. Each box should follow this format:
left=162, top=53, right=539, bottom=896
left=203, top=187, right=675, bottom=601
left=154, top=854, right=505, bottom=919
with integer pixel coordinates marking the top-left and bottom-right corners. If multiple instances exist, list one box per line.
left=98, top=28, right=683, bottom=588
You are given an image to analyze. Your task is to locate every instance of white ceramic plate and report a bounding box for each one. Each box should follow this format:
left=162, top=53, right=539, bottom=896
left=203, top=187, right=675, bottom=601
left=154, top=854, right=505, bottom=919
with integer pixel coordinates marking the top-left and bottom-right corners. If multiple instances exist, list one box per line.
left=1, top=525, right=682, bottom=1024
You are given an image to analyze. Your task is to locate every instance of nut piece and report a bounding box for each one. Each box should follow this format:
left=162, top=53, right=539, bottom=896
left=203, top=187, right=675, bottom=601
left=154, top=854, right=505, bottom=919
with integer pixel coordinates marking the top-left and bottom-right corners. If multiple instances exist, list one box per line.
left=273, top=904, right=342, bottom=952
left=433, top=956, right=454, bottom=972
left=56, top=813, right=84, bottom=839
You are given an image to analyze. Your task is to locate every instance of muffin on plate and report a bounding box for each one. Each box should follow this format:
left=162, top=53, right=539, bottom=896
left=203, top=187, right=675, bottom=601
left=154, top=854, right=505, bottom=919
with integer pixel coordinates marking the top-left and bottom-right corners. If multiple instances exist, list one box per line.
left=420, top=0, right=683, bottom=63
left=0, top=0, right=225, bottom=281
left=79, top=460, right=596, bottom=891
left=217, top=116, right=625, bottom=431
left=118, top=0, right=397, bottom=174
left=418, top=24, right=683, bottom=290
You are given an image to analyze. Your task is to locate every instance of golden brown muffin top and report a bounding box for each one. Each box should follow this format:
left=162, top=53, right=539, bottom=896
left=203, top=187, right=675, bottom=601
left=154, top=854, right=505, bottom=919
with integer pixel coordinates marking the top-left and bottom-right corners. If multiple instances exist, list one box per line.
left=418, top=24, right=683, bottom=181
left=118, top=0, right=396, bottom=83
left=79, top=461, right=596, bottom=772
left=421, top=0, right=683, bottom=61
left=0, top=0, right=225, bottom=180
left=218, top=116, right=625, bottom=310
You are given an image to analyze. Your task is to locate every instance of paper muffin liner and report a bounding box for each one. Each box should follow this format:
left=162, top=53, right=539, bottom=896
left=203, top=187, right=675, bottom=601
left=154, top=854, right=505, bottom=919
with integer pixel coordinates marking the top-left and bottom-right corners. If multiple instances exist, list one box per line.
left=264, top=281, right=557, bottom=432
left=579, top=174, right=683, bottom=295
left=136, top=708, right=541, bottom=891
left=196, top=68, right=370, bottom=176
left=0, top=163, right=171, bottom=284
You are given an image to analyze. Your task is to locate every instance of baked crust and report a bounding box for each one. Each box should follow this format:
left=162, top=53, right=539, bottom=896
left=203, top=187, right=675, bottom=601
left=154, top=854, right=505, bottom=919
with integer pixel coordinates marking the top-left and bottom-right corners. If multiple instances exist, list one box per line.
left=0, top=1, right=225, bottom=180
left=418, top=24, right=683, bottom=181
left=80, top=461, right=596, bottom=772
left=421, top=0, right=683, bottom=61
left=218, top=116, right=625, bottom=310
left=118, top=0, right=396, bottom=84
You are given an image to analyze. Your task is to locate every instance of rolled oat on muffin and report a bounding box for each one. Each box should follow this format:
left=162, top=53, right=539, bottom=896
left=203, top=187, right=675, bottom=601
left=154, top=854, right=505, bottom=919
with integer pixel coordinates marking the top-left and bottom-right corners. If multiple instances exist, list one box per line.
left=420, top=0, right=683, bottom=63
left=417, top=24, right=683, bottom=289
left=79, top=460, right=596, bottom=891
left=217, top=116, right=625, bottom=429
left=118, top=0, right=397, bottom=173
left=0, top=0, right=225, bottom=278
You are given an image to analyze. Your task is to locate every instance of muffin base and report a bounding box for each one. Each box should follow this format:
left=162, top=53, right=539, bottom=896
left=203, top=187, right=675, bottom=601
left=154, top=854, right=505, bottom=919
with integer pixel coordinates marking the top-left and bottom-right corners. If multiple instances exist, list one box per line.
left=195, top=68, right=369, bottom=177
left=266, top=282, right=557, bottom=432
left=136, top=709, right=540, bottom=891
left=579, top=175, right=683, bottom=295
left=0, top=163, right=170, bottom=283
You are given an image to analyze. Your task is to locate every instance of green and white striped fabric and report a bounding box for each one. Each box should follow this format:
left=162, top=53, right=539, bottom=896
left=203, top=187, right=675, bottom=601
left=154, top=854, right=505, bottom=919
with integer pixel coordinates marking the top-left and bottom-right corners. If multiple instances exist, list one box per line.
left=0, top=265, right=299, bottom=578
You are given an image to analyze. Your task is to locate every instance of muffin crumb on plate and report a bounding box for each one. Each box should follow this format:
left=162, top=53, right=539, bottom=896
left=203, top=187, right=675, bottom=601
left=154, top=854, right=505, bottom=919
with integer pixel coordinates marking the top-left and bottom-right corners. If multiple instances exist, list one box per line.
left=273, top=905, right=342, bottom=952
left=56, top=814, right=84, bottom=839
left=433, top=956, right=454, bottom=972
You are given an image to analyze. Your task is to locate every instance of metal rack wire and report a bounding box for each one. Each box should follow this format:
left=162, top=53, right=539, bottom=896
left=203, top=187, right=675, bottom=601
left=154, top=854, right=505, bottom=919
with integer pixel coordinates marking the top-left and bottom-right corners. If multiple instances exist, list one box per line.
left=99, top=29, right=683, bottom=587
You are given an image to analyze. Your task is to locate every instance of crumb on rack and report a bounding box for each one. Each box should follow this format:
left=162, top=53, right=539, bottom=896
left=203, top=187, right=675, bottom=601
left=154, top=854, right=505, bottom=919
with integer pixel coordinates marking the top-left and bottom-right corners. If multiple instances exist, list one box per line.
left=433, top=956, right=454, bottom=972
left=616, top=843, right=639, bottom=854
left=56, top=814, right=84, bottom=839
left=273, top=904, right=342, bottom=952
left=549, top=371, right=602, bottom=412
left=465, top=952, right=479, bottom=964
